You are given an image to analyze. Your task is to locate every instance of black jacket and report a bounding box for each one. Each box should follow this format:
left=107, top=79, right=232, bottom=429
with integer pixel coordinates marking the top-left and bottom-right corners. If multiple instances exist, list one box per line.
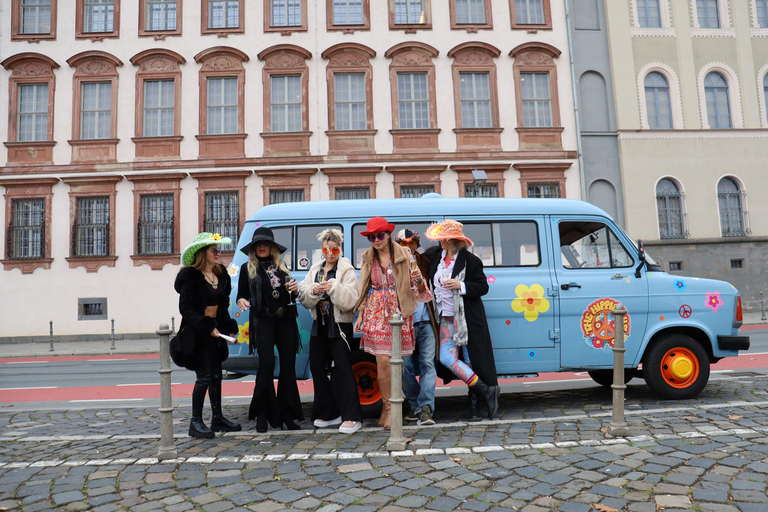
left=175, top=264, right=238, bottom=345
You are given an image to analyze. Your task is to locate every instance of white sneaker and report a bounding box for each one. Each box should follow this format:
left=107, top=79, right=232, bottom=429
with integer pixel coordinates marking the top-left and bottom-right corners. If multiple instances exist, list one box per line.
left=338, top=421, right=362, bottom=434
left=313, top=416, right=342, bottom=428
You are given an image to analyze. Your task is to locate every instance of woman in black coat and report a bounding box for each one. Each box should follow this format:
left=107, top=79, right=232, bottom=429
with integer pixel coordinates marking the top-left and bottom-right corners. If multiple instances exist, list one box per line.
left=237, top=226, right=303, bottom=432
left=175, top=232, right=241, bottom=439
left=425, top=219, right=500, bottom=420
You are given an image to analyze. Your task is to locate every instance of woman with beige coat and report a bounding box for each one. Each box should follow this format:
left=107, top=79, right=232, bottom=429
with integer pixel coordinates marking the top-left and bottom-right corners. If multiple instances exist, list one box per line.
left=298, top=229, right=362, bottom=434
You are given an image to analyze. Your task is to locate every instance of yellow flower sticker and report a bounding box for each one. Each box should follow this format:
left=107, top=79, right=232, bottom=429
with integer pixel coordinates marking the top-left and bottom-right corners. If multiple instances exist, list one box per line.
left=212, top=233, right=222, bottom=241
left=237, top=322, right=250, bottom=344
left=511, top=284, right=550, bottom=322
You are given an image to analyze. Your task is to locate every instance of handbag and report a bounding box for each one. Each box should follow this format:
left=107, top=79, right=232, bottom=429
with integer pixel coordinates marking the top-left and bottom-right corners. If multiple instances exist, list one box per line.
left=169, top=326, right=196, bottom=370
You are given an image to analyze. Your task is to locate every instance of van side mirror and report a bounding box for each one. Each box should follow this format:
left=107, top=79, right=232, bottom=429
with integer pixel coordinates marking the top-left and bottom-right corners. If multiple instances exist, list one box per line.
left=635, top=239, right=645, bottom=278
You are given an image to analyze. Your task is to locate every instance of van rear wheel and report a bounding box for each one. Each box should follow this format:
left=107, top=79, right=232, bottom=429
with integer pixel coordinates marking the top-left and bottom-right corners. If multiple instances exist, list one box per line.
left=643, top=334, right=710, bottom=399
left=587, top=370, right=634, bottom=388
left=350, top=349, right=382, bottom=419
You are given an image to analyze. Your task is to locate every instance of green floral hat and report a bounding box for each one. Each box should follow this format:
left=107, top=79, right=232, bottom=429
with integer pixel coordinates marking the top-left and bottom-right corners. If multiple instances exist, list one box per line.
left=181, top=232, right=231, bottom=266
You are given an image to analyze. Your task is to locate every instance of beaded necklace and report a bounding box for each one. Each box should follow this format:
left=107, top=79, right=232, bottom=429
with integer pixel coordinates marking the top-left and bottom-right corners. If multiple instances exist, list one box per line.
left=260, top=261, right=282, bottom=298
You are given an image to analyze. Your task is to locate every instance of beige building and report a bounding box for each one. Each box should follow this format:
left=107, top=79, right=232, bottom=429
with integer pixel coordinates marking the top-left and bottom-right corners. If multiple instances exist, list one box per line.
left=0, top=0, right=579, bottom=338
left=604, top=0, right=768, bottom=311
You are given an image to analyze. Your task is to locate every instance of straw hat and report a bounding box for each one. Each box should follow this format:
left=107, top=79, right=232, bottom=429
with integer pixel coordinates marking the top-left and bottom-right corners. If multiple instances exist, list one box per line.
left=181, top=232, right=232, bottom=266
left=425, top=219, right=473, bottom=246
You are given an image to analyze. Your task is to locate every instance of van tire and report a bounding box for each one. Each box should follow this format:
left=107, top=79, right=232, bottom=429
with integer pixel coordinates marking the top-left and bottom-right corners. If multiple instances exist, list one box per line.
left=350, top=349, right=382, bottom=419
left=587, top=370, right=634, bottom=388
left=643, top=334, right=710, bottom=400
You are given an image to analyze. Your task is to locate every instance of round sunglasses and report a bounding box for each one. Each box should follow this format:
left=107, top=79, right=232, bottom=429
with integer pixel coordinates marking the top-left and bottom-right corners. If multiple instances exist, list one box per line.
left=367, top=233, right=388, bottom=242
left=322, top=247, right=341, bottom=255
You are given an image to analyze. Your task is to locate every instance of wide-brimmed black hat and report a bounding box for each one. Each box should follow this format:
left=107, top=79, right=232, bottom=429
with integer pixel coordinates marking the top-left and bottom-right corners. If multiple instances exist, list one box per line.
left=239, top=226, right=287, bottom=255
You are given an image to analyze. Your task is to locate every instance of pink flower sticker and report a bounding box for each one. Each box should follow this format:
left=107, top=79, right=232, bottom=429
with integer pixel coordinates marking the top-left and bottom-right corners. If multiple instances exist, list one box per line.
left=705, top=292, right=723, bottom=312
left=487, top=275, right=496, bottom=284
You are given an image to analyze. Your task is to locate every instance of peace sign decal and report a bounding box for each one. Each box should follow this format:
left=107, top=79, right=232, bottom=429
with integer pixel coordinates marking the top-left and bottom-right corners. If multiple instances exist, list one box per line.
left=679, top=304, right=692, bottom=318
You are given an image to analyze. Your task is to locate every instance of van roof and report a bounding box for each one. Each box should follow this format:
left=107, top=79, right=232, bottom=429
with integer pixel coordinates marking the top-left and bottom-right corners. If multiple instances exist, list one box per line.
left=248, top=196, right=610, bottom=223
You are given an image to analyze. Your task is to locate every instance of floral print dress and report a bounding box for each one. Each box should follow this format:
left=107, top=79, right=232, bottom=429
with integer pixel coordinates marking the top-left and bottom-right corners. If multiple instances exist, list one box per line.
left=361, top=259, right=415, bottom=357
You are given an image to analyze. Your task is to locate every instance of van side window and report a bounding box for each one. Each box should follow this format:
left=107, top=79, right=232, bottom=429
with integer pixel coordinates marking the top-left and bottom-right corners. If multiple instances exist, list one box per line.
left=559, top=222, right=634, bottom=269
left=296, top=224, right=343, bottom=270
left=461, top=221, right=541, bottom=267
left=352, top=221, right=437, bottom=268
left=271, top=227, right=293, bottom=269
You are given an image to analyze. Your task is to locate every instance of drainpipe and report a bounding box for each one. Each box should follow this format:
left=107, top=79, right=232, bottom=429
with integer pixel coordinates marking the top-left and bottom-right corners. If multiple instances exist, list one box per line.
left=564, top=0, right=587, bottom=201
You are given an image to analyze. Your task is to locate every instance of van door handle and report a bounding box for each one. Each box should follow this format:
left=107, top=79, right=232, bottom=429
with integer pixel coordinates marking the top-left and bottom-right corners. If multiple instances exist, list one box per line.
left=561, top=282, right=581, bottom=290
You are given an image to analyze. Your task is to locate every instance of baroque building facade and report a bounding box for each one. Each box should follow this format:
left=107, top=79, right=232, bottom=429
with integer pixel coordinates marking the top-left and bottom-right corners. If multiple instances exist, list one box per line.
left=603, top=0, right=768, bottom=312
left=0, top=0, right=578, bottom=338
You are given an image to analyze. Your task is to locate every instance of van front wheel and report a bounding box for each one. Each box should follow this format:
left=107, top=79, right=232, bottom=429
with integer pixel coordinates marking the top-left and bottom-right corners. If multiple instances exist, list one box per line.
left=643, top=334, right=710, bottom=399
left=350, top=349, right=382, bottom=419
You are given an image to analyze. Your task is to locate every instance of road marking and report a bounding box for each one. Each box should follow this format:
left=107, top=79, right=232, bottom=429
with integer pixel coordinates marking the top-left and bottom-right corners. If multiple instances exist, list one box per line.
left=85, top=359, right=128, bottom=362
left=4, top=361, right=49, bottom=364
left=116, top=383, right=158, bottom=387
left=69, top=398, right=144, bottom=402
left=0, top=387, right=56, bottom=391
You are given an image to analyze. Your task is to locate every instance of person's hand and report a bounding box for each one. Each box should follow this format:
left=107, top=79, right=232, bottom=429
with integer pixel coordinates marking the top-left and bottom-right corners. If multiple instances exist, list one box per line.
left=211, top=328, right=221, bottom=338
left=313, top=284, right=323, bottom=295
left=237, top=298, right=250, bottom=311
left=354, top=314, right=363, bottom=333
left=322, top=279, right=334, bottom=292
left=444, top=278, right=462, bottom=290
left=287, top=279, right=298, bottom=293
left=226, top=334, right=237, bottom=344
left=410, top=268, right=423, bottom=285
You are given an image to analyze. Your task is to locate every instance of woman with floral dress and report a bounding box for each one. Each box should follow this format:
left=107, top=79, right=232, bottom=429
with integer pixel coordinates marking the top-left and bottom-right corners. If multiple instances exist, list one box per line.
left=354, top=217, right=431, bottom=429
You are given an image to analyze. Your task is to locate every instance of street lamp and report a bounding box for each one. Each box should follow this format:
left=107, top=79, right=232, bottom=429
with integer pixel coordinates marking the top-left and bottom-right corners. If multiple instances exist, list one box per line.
left=471, top=168, right=487, bottom=198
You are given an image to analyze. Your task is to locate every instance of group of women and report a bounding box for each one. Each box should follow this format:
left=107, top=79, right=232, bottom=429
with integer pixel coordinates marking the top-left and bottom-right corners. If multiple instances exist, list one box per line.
left=175, top=217, right=499, bottom=438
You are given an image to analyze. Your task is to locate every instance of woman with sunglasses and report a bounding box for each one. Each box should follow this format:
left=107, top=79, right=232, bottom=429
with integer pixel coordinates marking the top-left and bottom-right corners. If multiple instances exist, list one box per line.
left=298, top=229, right=362, bottom=434
left=175, top=232, right=241, bottom=439
left=354, top=217, right=431, bottom=429
left=237, top=226, right=303, bottom=432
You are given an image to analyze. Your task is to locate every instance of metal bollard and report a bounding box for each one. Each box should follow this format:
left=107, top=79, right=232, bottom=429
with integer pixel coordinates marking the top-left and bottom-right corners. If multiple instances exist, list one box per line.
left=110, top=319, right=116, bottom=351
left=49, top=321, right=54, bottom=352
left=387, top=314, right=407, bottom=451
left=761, top=292, right=766, bottom=321
left=606, top=303, right=629, bottom=437
left=157, top=323, right=177, bottom=461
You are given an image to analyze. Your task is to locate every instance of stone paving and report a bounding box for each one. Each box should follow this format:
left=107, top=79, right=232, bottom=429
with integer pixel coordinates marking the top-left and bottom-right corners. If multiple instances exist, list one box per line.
left=1, top=375, right=768, bottom=512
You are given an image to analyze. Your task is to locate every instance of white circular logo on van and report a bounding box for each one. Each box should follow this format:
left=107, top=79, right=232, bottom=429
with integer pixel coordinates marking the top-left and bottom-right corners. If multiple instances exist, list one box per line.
left=298, top=257, right=310, bottom=269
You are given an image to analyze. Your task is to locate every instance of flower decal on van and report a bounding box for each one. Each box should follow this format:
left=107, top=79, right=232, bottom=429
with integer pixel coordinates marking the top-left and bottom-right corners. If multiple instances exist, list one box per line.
left=228, top=264, right=239, bottom=277
left=511, top=284, right=550, bottom=322
left=705, top=292, right=723, bottom=312
left=237, top=322, right=250, bottom=344
left=674, top=279, right=686, bottom=292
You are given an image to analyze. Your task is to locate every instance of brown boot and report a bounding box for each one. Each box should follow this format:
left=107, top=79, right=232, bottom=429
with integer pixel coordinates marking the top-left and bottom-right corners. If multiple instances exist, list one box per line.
left=377, top=357, right=392, bottom=430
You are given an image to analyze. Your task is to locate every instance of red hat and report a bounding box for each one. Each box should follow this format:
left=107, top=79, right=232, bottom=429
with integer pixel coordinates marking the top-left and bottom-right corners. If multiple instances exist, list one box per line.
left=360, top=216, right=395, bottom=236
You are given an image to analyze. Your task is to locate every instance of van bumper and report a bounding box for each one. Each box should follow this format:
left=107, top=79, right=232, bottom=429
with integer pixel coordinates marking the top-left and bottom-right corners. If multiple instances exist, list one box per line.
left=717, top=335, right=750, bottom=351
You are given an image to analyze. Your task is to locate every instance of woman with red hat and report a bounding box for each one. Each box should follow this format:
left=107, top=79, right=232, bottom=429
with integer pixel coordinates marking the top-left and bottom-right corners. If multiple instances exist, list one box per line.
left=354, top=217, right=431, bottom=429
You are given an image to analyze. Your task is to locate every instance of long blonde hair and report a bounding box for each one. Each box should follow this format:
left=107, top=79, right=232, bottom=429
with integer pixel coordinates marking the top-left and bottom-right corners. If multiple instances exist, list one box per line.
left=247, top=243, right=289, bottom=279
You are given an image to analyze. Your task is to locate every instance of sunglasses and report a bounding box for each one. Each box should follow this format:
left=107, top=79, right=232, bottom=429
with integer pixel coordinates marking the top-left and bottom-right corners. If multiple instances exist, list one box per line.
left=211, top=248, right=221, bottom=255
left=255, top=240, right=272, bottom=248
left=367, top=233, right=388, bottom=242
left=322, top=247, right=341, bottom=255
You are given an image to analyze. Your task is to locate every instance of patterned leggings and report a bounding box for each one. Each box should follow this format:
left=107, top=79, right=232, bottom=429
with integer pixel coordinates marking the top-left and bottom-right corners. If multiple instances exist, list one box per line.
left=438, top=316, right=477, bottom=385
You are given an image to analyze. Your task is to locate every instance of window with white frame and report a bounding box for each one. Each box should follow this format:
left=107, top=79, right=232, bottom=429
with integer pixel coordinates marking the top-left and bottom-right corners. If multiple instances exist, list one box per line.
left=203, top=191, right=238, bottom=251
left=17, top=84, right=49, bottom=142
left=459, top=72, right=492, bottom=128
left=645, top=72, right=673, bottom=129
left=527, top=182, right=560, bottom=198
left=656, top=179, right=685, bottom=239
left=8, top=198, right=45, bottom=259
left=521, top=72, right=552, bottom=127
left=704, top=72, right=731, bottom=129
left=270, top=189, right=305, bottom=204
left=395, top=0, right=425, bottom=24
left=270, top=75, right=302, bottom=133
left=333, top=0, right=363, bottom=25
left=84, top=0, right=114, bottom=32
left=80, top=82, right=112, bottom=140
left=455, top=0, right=486, bottom=24
left=138, top=194, right=174, bottom=255
left=334, top=73, right=367, bottom=131
left=637, top=0, right=661, bottom=28
left=206, top=77, right=237, bottom=135
left=515, top=0, right=544, bottom=25
left=397, top=72, right=430, bottom=129
left=21, top=0, right=52, bottom=34
left=271, top=0, right=302, bottom=26
left=73, top=196, right=110, bottom=257
left=697, top=0, right=720, bottom=28
left=717, top=177, right=746, bottom=237
left=208, top=0, right=238, bottom=28
left=146, top=0, right=177, bottom=31
left=143, top=79, right=175, bottom=137
left=758, top=0, right=768, bottom=28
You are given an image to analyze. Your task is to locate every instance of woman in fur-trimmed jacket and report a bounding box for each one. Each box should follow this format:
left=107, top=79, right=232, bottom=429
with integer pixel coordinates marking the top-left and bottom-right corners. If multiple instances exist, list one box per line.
left=298, top=229, right=362, bottom=434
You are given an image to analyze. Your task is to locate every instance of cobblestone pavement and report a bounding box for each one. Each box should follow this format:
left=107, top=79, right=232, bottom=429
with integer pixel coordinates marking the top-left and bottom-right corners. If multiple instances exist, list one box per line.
left=1, top=374, right=768, bottom=512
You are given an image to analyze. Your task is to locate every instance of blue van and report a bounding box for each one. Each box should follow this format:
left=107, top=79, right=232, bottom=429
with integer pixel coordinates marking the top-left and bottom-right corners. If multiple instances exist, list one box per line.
left=224, top=195, right=749, bottom=409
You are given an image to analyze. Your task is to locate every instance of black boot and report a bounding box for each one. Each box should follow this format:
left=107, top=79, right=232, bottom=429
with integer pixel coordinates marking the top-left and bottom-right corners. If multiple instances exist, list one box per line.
left=471, top=380, right=500, bottom=420
left=256, top=414, right=268, bottom=433
left=189, top=382, right=215, bottom=439
left=468, top=388, right=482, bottom=422
left=209, top=382, right=242, bottom=433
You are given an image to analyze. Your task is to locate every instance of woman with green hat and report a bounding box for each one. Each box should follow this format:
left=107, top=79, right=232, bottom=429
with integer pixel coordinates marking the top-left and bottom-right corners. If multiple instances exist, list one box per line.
left=175, top=232, right=241, bottom=439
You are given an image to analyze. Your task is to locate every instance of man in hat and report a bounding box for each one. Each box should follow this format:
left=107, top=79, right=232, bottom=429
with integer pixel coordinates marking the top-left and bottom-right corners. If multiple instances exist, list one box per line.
left=395, top=228, right=438, bottom=425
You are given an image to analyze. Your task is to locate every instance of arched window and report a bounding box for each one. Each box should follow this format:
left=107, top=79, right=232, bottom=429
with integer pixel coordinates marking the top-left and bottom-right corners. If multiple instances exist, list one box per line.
left=645, top=72, right=672, bottom=129
left=637, top=0, right=661, bottom=28
left=718, top=178, right=746, bottom=236
left=704, top=72, right=731, bottom=128
left=656, top=178, right=684, bottom=239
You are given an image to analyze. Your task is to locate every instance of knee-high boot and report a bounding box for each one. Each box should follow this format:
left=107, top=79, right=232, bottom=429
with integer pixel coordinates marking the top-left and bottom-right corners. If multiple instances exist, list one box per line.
left=209, top=382, right=242, bottom=432
left=377, top=360, right=392, bottom=430
left=189, top=382, right=215, bottom=439
left=468, top=388, right=482, bottom=422
left=470, top=380, right=500, bottom=420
